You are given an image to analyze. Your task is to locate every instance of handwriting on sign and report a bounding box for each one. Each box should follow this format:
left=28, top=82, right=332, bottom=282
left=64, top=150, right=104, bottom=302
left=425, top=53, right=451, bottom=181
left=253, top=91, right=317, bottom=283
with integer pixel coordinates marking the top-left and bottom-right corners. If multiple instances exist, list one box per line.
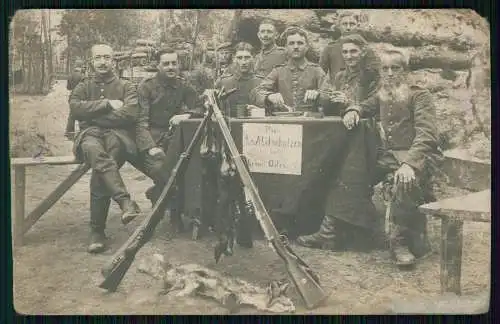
left=242, top=124, right=303, bottom=175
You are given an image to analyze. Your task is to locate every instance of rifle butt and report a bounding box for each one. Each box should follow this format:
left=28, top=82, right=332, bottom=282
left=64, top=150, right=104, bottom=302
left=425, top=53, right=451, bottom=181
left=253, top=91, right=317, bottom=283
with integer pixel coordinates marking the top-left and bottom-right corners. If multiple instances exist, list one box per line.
left=98, top=256, right=135, bottom=292
left=286, top=260, right=329, bottom=309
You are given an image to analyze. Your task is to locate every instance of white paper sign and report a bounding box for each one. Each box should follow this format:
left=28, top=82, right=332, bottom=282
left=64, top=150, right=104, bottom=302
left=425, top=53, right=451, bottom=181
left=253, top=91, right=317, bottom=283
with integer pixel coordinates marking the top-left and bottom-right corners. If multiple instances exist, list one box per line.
left=242, top=123, right=303, bottom=175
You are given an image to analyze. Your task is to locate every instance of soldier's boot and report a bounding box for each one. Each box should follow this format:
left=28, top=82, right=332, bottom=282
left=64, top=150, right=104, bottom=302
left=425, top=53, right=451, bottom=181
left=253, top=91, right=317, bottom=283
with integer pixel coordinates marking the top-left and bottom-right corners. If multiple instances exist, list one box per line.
left=100, top=169, right=141, bottom=225
left=88, top=195, right=111, bottom=254
left=390, top=225, right=416, bottom=268
left=119, top=200, right=141, bottom=225
left=145, top=185, right=159, bottom=208
left=408, top=213, right=432, bottom=260
left=296, top=214, right=338, bottom=250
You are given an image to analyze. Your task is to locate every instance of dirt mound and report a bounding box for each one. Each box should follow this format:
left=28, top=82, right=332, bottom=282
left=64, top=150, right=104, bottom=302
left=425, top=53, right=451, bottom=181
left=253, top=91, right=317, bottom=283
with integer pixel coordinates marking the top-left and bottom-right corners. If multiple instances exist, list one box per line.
left=10, top=80, right=74, bottom=158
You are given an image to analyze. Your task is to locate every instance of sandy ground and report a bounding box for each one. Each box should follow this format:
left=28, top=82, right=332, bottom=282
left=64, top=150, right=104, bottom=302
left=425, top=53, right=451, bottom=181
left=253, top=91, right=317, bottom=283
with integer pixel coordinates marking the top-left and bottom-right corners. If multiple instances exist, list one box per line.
left=11, top=81, right=491, bottom=315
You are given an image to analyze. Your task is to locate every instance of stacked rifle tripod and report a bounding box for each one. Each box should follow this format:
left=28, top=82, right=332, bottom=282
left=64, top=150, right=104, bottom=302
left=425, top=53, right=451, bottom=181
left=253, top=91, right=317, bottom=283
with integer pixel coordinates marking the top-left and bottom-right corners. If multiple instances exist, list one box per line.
left=98, top=88, right=329, bottom=310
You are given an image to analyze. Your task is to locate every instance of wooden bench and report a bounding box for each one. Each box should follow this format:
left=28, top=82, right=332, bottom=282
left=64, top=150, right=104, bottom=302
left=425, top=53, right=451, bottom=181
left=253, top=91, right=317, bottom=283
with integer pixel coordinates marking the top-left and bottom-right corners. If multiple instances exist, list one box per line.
left=419, top=149, right=491, bottom=296
left=10, top=156, right=90, bottom=247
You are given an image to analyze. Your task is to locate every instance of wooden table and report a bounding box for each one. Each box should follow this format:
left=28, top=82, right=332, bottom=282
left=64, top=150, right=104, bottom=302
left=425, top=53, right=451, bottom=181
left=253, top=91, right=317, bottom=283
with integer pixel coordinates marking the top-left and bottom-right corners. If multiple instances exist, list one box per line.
left=419, top=189, right=490, bottom=295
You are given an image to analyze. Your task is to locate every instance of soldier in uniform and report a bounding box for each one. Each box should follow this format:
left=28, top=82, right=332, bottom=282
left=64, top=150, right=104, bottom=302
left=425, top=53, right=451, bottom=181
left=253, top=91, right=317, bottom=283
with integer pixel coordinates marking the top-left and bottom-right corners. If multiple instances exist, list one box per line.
left=369, top=48, right=441, bottom=267
left=215, top=42, right=263, bottom=116
left=65, top=60, right=86, bottom=140
left=254, top=27, right=326, bottom=114
left=215, top=42, right=234, bottom=80
left=136, top=47, right=201, bottom=215
left=70, top=44, right=141, bottom=253
left=254, top=19, right=287, bottom=77
left=319, top=11, right=361, bottom=78
left=317, top=33, right=380, bottom=119
left=297, top=33, right=381, bottom=249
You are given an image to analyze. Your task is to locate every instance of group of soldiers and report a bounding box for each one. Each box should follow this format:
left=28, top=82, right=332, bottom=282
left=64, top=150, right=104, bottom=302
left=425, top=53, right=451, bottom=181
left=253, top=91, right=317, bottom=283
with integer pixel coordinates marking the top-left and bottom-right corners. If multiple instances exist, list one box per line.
left=66, top=11, right=442, bottom=269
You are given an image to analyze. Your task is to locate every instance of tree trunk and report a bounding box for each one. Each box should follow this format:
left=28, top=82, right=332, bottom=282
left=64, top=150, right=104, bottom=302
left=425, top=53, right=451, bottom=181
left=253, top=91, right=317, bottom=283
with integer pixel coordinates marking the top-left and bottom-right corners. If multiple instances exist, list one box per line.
left=66, top=37, right=71, bottom=74
left=47, top=10, right=53, bottom=80
left=224, top=9, right=243, bottom=44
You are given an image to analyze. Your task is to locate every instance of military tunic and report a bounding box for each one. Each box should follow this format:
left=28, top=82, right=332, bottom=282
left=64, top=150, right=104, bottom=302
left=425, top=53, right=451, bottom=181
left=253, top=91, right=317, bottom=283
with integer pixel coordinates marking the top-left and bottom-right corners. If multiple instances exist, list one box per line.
left=215, top=72, right=263, bottom=117
left=254, top=44, right=287, bottom=77
left=318, top=67, right=380, bottom=116
left=70, top=72, right=141, bottom=231
left=137, top=74, right=200, bottom=152
left=372, top=86, right=442, bottom=256
left=254, top=60, right=326, bottom=112
left=70, top=73, right=139, bottom=162
left=319, top=41, right=345, bottom=78
left=368, top=86, right=442, bottom=174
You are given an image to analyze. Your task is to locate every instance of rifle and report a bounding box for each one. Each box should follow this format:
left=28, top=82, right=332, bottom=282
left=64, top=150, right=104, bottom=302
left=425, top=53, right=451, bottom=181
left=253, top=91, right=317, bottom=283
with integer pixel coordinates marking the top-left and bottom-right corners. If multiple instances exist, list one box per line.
left=203, top=89, right=328, bottom=309
left=98, top=101, right=217, bottom=292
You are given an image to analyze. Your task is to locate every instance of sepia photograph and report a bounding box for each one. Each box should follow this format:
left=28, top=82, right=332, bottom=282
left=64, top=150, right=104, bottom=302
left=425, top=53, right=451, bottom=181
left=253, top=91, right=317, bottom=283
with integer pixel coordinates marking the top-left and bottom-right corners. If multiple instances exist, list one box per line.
left=9, top=9, right=491, bottom=315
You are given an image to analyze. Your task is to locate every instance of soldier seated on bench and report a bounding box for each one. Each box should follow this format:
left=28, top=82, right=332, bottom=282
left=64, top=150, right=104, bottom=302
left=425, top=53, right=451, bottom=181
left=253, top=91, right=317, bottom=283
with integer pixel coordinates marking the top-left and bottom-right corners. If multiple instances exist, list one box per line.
left=136, top=47, right=202, bottom=229
left=370, top=48, right=443, bottom=267
left=70, top=44, right=142, bottom=254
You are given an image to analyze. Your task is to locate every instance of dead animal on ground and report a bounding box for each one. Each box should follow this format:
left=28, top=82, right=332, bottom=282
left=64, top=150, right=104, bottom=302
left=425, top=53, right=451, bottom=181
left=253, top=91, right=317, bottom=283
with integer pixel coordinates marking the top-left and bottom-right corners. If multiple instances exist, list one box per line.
left=137, top=253, right=295, bottom=313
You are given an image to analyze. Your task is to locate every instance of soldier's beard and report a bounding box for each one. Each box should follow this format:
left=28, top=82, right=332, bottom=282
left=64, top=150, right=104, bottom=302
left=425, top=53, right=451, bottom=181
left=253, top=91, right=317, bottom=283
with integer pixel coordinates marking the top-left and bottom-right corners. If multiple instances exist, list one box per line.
left=379, top=80, right=410, bottom=104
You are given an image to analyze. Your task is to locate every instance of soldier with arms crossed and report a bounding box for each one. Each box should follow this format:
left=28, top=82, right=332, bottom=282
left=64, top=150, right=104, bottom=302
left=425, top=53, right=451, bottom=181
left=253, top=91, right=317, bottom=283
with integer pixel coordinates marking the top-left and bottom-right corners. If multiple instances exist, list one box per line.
left=70, top=44, right=141, bottom=253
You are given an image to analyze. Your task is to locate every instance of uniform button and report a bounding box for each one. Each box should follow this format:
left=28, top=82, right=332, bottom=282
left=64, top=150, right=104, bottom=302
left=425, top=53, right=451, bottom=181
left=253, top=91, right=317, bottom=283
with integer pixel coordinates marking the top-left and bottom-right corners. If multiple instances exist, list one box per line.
left=101, top=89, right=104, bottom=92
left=388, top=135, right=393, bottom=140
left=100, top=95, right=104, bottom=99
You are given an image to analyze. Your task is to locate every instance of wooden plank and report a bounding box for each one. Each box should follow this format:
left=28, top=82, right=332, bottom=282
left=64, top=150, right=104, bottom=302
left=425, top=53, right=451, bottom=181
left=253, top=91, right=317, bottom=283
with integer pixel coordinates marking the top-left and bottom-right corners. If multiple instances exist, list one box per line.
left=23, top=163, right=90, bottom=235
left=13, top=166, right=26, bottom=247
left=419, top=190, right=490, bottom=222
left=10, top=155, right=78, bottom=166
left=440, top=217, right=464, bottom=295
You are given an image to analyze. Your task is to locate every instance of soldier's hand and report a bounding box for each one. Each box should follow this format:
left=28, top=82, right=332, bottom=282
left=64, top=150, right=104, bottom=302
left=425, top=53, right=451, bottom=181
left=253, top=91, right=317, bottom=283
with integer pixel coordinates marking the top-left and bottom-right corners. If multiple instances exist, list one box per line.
left=169, top=114, right=191, bottom=126
left=267, top=93, right=285, bottom=109
left=109, top=99, right=124, bottom=110
left=330, top=91, right=347, bottom=104
left=342, top=110, right=360, bottom=130
left=304, top=90, right=319, bottom=103
left=394, top=163, right=416, bottom=193
left=148, top=147, right=164, bottom=156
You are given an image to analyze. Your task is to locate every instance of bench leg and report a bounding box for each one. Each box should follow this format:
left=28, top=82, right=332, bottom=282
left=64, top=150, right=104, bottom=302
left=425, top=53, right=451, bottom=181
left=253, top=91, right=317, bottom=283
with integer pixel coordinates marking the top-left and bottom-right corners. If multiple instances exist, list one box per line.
left=14, top=166, right=26, bottom=247
left=440, top=216, right=464, bottom=295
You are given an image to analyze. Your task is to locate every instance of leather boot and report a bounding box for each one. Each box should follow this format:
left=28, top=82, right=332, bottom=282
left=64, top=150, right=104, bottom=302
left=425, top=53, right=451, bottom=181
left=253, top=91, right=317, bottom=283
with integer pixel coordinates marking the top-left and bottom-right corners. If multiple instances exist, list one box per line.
left=88, top=195, right=110, bottom=254
left=296, top=214, right=337, bottom=250
left=407, top=213, right=432, bottom=259
left=119, top=199, right=141, bottom=225
left=389, top=225, right=416, bottom=268
left=99, top=168, right=141, bottom=224
left=391, top=245, right=417, bottom=268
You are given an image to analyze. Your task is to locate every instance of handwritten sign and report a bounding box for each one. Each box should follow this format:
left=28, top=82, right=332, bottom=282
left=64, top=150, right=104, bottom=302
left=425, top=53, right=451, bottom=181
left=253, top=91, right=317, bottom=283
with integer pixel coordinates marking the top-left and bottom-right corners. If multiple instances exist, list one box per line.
left=242, top=123, right=303, bottom=175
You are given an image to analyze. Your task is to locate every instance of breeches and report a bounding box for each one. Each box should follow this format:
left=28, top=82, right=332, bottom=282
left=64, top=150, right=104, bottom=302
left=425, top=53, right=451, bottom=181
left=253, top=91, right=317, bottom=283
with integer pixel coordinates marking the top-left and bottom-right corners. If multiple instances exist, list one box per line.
left=374, top=150, right=435, bottom=234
